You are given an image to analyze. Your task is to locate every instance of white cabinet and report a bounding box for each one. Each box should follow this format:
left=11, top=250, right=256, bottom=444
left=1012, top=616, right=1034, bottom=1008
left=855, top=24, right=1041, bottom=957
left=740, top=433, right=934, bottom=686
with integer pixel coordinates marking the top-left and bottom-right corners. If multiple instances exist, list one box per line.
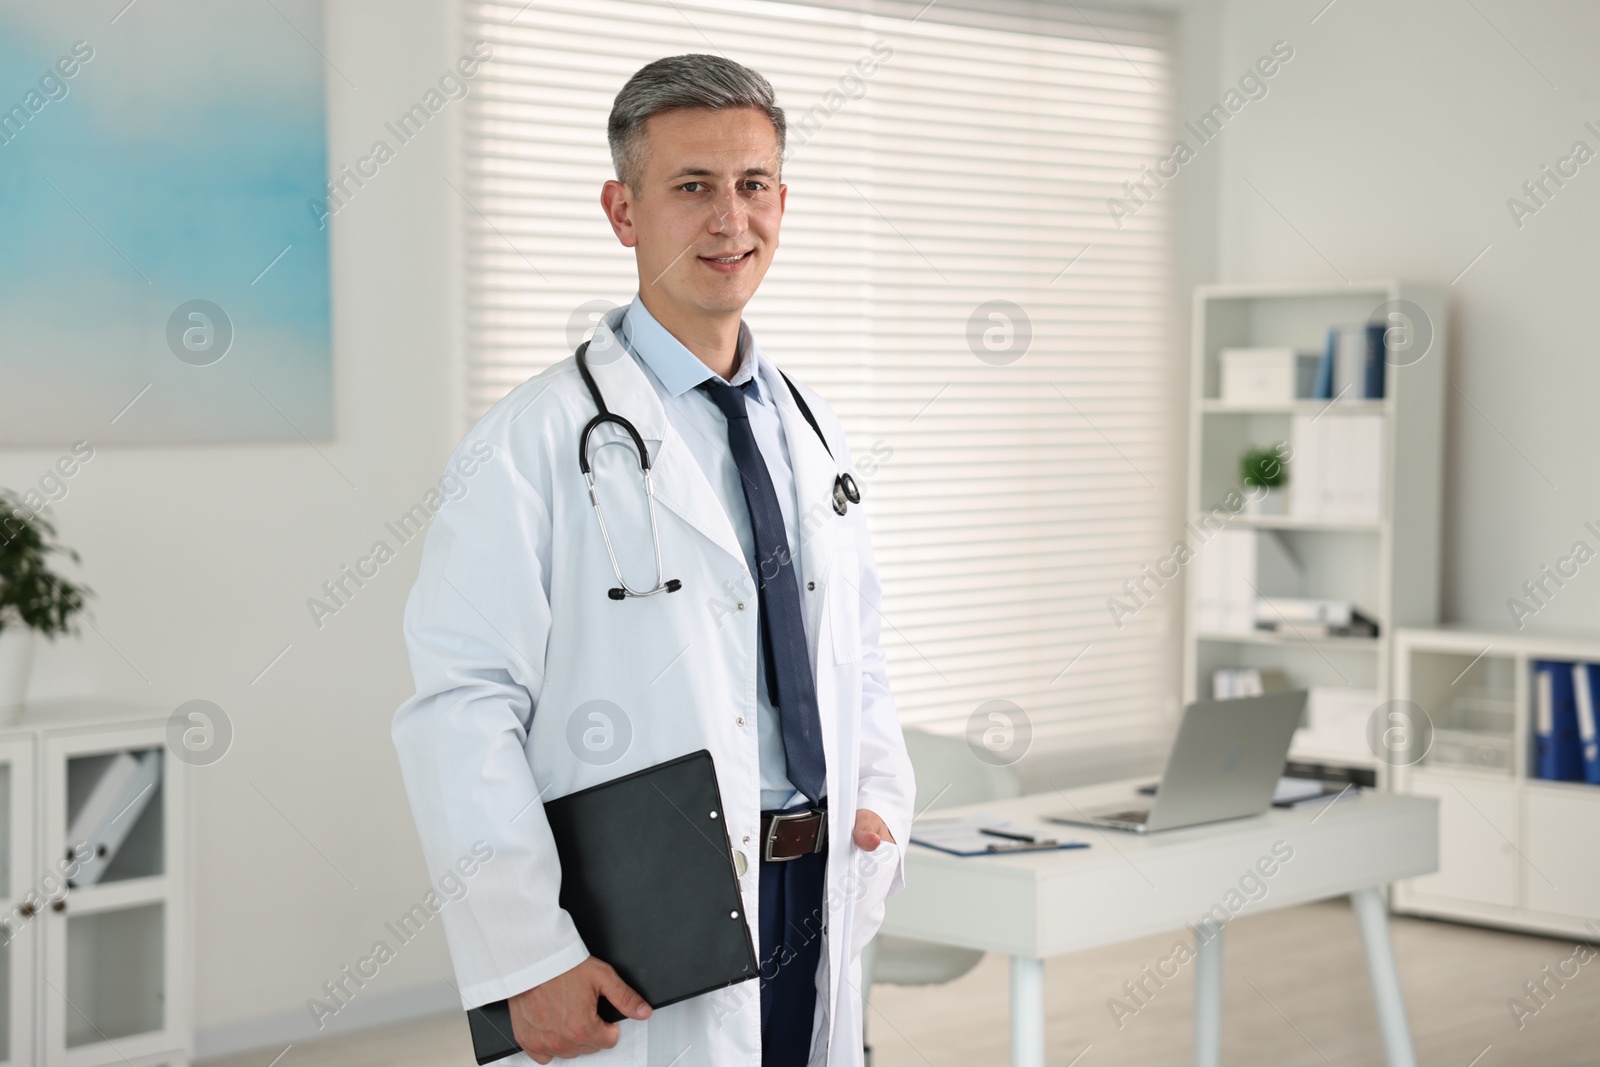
left=0, top=737, right=36, bottom=1067
left=1523, top=784, right=1600, bottom=921
left=0, top=703, right=190, bottom=1067
left=1392, top=628, right=1600, bottom=939
left=1402, top=769, right=1518, bottom=909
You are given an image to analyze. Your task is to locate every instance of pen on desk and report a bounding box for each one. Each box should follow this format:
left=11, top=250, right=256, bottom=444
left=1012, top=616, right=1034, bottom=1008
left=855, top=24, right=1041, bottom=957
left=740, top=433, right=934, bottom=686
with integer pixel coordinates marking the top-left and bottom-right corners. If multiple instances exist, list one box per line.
left=979, top=827, right=1038, bottom=843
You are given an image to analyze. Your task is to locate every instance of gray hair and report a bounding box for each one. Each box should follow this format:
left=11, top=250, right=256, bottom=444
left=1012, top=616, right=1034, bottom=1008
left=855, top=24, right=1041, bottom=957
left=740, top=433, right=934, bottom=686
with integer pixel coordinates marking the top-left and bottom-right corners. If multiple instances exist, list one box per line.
left=608, top=54, right=786, bottom=189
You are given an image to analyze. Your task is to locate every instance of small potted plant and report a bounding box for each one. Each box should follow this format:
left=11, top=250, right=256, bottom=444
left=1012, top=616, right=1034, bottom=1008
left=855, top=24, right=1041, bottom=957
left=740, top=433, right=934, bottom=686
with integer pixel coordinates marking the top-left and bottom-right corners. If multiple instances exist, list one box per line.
left=0, top=490, right=93, bottom=709
left=1240, top=444, right=1288, bottom=515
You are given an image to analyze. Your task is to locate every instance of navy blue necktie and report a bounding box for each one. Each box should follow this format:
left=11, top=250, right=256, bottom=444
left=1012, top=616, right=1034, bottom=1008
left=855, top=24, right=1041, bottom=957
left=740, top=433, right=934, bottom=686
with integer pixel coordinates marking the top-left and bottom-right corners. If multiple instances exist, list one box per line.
left=698, top=378, right=827, bottom=804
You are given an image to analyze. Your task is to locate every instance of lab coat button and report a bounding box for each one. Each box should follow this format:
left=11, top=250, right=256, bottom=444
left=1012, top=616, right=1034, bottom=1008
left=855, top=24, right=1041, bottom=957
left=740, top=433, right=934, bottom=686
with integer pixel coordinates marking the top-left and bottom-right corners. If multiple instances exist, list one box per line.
left=733, top=849, right=749, bottom=876
left=737, top=602, right=746, bottom=611
left=807, top=581, right=816, bottom=590
left=736, top=716, right=746, bottom=727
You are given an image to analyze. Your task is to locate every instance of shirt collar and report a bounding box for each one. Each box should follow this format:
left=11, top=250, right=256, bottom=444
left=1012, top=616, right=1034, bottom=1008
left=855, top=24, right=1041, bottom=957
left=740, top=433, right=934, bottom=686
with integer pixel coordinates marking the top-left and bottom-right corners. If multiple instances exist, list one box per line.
left=619, top=294, right=769, bottom=405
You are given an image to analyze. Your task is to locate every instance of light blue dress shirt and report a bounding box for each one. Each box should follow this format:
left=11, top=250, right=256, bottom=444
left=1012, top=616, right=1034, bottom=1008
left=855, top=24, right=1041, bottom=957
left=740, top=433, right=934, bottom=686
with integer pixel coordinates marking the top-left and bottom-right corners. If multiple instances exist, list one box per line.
left=615, top=294, right=817, bottom=812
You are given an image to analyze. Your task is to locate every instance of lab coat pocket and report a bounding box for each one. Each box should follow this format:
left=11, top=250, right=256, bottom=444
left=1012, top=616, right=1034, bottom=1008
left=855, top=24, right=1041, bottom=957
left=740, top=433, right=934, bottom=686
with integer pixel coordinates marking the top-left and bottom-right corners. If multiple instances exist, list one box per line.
left=829, top=532, right=862, bottom=665
left=848, top=840, right=900, bottom=960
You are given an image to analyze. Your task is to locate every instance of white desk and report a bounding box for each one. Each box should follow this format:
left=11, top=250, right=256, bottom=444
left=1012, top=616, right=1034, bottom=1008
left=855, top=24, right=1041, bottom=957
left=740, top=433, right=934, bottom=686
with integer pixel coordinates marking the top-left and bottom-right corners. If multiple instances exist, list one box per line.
left=879, top=780, right=1439, bottom=1067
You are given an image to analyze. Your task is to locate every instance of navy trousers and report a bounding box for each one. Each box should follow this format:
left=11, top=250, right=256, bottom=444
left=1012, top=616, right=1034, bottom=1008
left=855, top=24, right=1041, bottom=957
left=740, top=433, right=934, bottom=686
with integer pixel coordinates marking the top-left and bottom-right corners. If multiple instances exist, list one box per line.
left=758, top=811, right=828, bottom=1067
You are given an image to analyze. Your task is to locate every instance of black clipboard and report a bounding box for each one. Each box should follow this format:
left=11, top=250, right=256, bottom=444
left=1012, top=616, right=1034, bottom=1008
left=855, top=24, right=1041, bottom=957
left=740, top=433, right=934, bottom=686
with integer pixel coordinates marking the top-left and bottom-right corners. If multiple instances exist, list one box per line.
left=466, top=749, right=758, bottom=1063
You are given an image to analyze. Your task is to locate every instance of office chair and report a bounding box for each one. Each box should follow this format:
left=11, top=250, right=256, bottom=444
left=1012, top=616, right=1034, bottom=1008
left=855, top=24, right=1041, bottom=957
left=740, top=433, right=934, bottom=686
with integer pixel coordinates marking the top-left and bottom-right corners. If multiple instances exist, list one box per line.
left=862, top=726, right=1023, bottom=1063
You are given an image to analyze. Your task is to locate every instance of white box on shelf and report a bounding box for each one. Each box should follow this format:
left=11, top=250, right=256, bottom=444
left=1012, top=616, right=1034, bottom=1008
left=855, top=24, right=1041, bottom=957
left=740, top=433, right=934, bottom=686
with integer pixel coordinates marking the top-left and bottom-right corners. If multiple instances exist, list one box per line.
left=1298, top=687, right=1381, bottom=760
left=1219, top=347, right=1319, bottom=403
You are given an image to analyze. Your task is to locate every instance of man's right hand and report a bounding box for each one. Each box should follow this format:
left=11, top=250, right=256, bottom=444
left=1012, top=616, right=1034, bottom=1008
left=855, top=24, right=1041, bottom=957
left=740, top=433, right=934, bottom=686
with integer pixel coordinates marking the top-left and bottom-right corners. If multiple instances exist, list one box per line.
left=508, top=956, right=652, bottom=1063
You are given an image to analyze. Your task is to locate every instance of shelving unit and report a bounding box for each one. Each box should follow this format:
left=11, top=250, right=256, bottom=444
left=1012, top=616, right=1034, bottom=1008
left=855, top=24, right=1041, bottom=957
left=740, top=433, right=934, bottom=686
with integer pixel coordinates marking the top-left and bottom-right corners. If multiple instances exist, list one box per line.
left=1182, top=281, right=1448, bottom=771
left=1391, top=626, right=1600, bottom=939
left=0, top=701, right=191, bottom=1067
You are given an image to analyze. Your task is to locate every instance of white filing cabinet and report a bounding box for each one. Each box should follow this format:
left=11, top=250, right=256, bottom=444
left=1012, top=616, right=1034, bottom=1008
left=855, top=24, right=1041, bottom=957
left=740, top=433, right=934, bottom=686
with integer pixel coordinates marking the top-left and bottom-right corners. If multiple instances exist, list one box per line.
left=0, top=701, right=191, bottom=1067
left=1392, top=627, right=1600, bottom=940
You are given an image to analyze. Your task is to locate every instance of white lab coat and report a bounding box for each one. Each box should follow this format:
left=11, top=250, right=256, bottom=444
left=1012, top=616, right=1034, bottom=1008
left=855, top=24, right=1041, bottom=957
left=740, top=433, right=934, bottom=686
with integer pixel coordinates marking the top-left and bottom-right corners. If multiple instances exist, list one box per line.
left=392, top=313, right=915, bottom=1067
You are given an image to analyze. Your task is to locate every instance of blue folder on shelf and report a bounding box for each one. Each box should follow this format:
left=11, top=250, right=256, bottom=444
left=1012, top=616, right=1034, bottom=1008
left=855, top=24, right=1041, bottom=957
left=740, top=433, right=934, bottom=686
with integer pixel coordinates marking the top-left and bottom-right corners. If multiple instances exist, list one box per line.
left=1534, top=660, right=1584, bottom=781
left=1573, top=662, right=1600, bottom=785
left=1312, top=323, right=1387, bottom=401
left=1362, top=322, right=1386, bottom=400
left=1313, top=327, right=1336, bottom=400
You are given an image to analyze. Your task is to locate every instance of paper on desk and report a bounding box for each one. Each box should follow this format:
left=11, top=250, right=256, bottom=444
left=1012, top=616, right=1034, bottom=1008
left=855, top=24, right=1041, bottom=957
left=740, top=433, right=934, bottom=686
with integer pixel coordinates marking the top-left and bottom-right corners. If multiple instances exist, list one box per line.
left=1272, top=777, right=1360, bottom=808
left=1272, top=777, right=1327, bottom=803
left=911, top=811, right=1089, bottom=857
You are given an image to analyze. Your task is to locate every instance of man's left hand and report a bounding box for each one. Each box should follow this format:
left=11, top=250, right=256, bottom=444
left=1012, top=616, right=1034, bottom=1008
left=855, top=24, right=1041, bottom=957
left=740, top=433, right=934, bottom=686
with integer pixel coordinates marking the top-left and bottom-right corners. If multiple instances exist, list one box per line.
left=853, top=808, right=896, bottom=851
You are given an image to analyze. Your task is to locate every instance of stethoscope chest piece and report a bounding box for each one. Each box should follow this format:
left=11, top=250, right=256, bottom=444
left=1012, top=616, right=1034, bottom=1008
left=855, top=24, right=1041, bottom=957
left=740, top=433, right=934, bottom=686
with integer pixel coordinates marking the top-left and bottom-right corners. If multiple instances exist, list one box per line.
left=831, top=472, right=861, bottom=515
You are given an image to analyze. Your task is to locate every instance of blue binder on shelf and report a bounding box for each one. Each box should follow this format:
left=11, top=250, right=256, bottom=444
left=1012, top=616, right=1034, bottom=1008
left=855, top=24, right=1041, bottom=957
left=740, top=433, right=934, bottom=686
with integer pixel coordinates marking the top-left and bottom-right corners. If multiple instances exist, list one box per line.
left=1534, top=660, right=1584, bottom=781
left=1313, top=327, right=1336, bottom=400
left=1572, top=662, right=1600, bottom=785
left=1362, top=322, right=1386, bottom=400
left=1313, top=323, right=1387, bottom=401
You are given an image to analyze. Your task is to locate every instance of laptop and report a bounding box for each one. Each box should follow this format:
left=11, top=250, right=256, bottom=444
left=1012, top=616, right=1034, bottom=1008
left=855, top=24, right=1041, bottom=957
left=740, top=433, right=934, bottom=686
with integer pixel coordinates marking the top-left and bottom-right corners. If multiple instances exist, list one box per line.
left=1043, top=690, right=1308, bottom=833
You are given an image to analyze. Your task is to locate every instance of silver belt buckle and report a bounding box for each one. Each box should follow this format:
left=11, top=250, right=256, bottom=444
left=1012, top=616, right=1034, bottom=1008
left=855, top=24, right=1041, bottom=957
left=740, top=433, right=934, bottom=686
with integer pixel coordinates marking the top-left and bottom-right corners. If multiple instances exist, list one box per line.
left=763, top=809, right=825, bottom=863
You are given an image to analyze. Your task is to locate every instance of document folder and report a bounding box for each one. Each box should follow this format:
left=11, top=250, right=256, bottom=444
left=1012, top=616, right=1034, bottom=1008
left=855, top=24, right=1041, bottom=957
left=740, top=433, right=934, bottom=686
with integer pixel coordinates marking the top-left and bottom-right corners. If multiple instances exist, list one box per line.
left=910, top=812, right=1088, bottom=856
left=1535, top=660, right=1583, bottom=781
left=1574, top=662, right=1600, bottom=785
left=467, top=749, right=758, bottom=1064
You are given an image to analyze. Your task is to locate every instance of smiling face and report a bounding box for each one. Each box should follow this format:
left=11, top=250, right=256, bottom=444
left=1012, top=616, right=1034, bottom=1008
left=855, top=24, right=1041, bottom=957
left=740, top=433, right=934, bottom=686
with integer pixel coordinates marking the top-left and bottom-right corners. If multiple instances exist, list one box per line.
left=601, top=106, right=786, bottom=321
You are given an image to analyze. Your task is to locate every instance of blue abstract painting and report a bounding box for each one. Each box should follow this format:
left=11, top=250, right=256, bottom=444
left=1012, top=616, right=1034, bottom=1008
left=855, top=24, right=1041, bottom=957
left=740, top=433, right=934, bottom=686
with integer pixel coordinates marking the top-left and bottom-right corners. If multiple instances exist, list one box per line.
left=0, top=0, right=331, bottom=444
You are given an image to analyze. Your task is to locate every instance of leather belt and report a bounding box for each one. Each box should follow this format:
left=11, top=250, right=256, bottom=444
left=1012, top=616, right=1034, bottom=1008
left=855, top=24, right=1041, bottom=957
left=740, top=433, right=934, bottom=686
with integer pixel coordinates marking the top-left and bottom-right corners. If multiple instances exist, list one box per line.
left=760, top=807, right=827, bottom=863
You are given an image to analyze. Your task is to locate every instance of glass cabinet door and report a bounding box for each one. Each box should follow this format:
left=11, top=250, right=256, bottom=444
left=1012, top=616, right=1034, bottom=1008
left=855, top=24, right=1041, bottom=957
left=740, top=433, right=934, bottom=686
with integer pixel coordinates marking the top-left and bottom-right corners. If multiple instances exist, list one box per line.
left=0, top=736, right=36, bottom=1067
left=43, top=726, right=185, bottom=1067
left=63, top=901, right=167, bottom=1047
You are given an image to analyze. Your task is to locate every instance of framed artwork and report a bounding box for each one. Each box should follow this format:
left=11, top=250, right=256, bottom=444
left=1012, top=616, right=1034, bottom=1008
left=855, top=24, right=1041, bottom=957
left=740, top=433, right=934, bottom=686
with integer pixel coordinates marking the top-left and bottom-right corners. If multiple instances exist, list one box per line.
left=0, top=0, right=332, bottom=444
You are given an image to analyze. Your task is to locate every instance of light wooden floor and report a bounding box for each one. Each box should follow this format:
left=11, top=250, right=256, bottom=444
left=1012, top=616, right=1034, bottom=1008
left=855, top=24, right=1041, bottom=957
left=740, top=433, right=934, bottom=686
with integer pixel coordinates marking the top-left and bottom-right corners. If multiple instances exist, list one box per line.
left=201, top=900, right=1600, bottom=1067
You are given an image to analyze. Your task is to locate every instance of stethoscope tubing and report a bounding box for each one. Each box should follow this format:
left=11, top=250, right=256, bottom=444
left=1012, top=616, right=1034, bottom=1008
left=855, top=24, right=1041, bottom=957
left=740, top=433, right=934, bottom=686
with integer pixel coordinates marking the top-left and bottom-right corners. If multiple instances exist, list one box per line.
left=573, top=334, right=858, bottom=600
left=583, top=452, right=678, bottom=600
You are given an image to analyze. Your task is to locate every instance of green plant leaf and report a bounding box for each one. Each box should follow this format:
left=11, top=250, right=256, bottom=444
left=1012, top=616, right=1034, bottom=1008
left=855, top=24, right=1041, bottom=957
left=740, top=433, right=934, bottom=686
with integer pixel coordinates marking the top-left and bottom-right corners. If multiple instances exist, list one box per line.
left=0, top=489, right=93, bottom=639
left=1239, top=444, right=1288, bottom=489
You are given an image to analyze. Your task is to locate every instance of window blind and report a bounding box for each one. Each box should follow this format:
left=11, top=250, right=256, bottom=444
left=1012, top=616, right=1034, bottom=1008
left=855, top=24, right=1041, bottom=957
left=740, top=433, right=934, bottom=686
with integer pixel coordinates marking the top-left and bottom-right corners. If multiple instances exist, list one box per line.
left=461, top=0, right=1175, bottom=749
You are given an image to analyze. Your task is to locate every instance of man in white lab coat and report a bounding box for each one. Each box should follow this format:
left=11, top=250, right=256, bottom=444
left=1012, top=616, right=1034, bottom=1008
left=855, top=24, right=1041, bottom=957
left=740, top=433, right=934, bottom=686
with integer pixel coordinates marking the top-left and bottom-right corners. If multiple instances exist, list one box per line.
left=392, top=54, right=915, bottom=1066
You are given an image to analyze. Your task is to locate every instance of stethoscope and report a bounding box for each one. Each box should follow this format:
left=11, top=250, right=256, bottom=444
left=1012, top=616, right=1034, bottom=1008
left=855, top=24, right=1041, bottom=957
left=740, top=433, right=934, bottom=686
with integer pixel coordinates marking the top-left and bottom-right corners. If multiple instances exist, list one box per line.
left=574, top=339, right=860, bottom=601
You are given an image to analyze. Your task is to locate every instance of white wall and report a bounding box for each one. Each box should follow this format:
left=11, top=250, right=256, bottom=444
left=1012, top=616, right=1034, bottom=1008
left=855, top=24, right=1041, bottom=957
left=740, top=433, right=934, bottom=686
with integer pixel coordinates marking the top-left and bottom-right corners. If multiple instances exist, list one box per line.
left=1208, top=0, right=1600, bottom=630
left=0, top=0, right=1242, bottom=1055
left=2, top=0, right=469, bottom=1053
left=1020, top=0, right=1229, bottom=787
left=58, top=0, right=1600, bottom=1054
